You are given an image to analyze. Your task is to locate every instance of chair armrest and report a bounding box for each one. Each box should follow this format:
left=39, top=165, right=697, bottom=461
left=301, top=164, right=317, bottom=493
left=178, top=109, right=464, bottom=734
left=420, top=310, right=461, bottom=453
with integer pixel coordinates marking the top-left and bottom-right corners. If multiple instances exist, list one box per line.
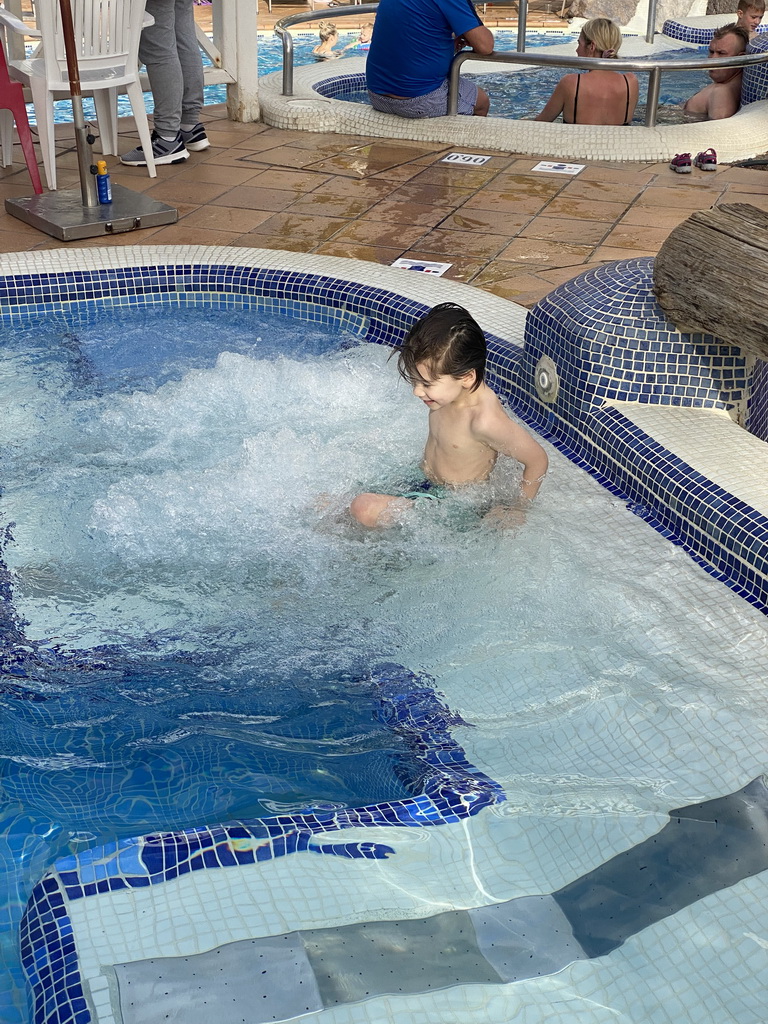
left=0, top=8, right=42, bottom=36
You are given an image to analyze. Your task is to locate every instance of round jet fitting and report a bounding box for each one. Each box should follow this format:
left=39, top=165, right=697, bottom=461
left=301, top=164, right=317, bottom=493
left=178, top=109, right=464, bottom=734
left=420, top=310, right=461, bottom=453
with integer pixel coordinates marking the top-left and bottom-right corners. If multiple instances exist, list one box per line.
left=534, top=355, right=560, bottom=404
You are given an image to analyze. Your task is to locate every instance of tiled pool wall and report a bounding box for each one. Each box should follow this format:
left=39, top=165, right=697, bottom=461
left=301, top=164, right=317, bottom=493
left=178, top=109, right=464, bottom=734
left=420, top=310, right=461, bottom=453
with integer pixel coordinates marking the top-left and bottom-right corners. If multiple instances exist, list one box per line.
left=748, top=358, right=768, bottom=442
left=511, top=258, right=768, bottom=612
left=19, top=664, right=505, bottom=1024
left=661, top=18, right=768, bottom=45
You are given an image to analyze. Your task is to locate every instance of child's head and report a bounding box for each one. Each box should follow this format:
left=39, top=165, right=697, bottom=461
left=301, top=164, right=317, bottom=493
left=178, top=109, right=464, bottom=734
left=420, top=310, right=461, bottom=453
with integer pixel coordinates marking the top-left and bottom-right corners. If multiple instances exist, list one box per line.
left=397, top=303, right=486, bottom=393
left=317, top=20, right=338, bottom=42
left=737, top=0, right=765, bottom=32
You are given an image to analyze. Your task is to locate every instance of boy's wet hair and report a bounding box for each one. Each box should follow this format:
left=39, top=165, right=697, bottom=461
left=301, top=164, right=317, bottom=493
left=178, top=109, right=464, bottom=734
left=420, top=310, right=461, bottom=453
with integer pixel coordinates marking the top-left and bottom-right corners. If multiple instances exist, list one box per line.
left=738, top=0, right=765, bottom=13
left=396, top=302, right=486, bottom=393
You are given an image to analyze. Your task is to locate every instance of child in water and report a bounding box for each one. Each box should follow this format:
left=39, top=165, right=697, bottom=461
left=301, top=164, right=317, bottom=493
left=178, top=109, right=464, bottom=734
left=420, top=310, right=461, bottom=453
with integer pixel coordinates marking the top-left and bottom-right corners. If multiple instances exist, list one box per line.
left=349, top=303, right=548, bottom=528
left=341, top=19, right=374, bottom=52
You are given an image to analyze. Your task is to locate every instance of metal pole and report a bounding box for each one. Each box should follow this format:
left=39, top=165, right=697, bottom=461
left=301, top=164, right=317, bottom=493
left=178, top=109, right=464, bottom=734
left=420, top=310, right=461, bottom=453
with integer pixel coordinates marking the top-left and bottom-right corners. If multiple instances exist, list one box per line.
left=448, top=54, right=462, bottom=115
left=58, top=0, right=98, bottom=207
left=646, top=0, right=658, bottom=43
left=645, top=66, right=661, bottom=126
left=280, top=27, right=295, bottom=96
left=517, top=0, right=528, bottom=53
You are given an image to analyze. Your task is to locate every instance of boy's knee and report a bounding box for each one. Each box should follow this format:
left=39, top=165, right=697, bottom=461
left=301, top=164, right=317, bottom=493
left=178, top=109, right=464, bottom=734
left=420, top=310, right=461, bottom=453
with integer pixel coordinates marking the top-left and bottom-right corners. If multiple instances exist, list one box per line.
left=349, top=493, right=380, bottom=527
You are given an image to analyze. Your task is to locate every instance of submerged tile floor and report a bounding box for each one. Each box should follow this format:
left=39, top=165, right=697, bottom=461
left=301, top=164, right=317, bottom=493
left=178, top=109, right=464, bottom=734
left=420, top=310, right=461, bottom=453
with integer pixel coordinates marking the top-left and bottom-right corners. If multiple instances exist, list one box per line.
left=0, top=100, right=766, bottom=307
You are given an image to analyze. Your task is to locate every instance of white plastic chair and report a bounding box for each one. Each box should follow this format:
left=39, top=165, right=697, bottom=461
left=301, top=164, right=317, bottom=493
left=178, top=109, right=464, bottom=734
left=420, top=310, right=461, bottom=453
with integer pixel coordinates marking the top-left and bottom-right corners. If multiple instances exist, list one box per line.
left=0, top=0, right=156, bottom=190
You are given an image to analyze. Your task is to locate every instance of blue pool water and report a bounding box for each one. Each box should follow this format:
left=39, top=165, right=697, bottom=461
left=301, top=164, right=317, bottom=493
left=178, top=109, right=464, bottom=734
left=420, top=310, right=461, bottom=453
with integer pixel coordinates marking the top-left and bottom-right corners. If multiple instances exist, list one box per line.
left=3, top=275, right=768, bottom=1024
left=0, top=302, right=418, bottom=1019
left=40, top=30, right=707, bottom=127
left=334, top=46, right=710, bottom=121
left=43, top=29, right=566, bottom=124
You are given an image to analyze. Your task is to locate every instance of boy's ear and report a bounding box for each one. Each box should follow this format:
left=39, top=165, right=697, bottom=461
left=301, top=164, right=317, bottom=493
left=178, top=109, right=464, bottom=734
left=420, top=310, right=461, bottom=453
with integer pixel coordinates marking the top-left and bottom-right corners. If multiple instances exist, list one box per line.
left=460, top=369, right=478, bottom=389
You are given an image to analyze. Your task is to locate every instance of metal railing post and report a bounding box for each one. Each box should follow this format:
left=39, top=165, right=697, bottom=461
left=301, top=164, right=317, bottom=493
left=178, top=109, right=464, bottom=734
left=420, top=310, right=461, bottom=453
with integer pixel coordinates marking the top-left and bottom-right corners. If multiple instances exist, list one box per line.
left=517, top=0, right=528, bottom=53
left=448, top=56, right=462, bottom=115
left=281, top=28, right=295, bottom=97
left=645, top=66, right=661, bottom=126
left=646, top=0, right=658, bottom=43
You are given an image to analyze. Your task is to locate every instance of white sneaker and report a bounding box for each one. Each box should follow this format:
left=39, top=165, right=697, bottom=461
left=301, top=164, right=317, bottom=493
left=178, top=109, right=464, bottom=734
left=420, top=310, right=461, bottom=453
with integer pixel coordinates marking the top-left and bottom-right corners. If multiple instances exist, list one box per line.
left=121, top=131, right=190, bottom=167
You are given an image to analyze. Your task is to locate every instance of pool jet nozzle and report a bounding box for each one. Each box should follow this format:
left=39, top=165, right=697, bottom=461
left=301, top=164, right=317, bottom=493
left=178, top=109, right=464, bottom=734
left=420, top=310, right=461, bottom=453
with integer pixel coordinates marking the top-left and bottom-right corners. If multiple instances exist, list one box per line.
left=4, top=0, right=178, bottom=241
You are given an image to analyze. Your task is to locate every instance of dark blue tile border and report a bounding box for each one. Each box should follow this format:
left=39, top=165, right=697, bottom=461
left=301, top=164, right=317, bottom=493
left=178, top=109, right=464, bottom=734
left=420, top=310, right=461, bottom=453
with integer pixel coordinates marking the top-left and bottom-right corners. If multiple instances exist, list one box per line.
left=19, top=664, right=504, bottom=1024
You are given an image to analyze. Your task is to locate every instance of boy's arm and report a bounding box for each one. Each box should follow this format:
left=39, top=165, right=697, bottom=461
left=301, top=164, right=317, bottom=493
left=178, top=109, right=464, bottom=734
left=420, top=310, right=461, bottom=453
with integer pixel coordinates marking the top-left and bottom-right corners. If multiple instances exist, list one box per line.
left=477, top=413, right=549, bottom=500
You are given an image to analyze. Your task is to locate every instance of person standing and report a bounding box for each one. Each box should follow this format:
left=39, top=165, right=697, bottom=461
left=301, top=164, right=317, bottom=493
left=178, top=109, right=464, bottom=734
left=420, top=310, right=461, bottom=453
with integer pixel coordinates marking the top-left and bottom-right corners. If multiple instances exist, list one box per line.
left=121, top=0, right=209, bottom=167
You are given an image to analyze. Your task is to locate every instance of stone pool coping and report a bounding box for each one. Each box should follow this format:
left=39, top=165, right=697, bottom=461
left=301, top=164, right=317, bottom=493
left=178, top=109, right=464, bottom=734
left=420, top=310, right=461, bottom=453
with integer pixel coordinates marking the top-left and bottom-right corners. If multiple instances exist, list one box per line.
left=258, top=36, right=768, bottom=163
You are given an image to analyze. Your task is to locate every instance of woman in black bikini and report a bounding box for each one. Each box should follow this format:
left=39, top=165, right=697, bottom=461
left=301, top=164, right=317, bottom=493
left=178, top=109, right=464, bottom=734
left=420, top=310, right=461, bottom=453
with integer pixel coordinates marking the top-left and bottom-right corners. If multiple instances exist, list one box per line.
left=535, top=19, right=639, bottom=126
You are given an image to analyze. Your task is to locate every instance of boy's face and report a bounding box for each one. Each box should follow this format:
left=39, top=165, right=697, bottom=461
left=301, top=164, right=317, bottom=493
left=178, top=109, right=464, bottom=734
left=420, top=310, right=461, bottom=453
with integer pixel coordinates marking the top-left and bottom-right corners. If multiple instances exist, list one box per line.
left=737, top=7, right=763, bottom=31
left=410, top=362, right=475, bottom=409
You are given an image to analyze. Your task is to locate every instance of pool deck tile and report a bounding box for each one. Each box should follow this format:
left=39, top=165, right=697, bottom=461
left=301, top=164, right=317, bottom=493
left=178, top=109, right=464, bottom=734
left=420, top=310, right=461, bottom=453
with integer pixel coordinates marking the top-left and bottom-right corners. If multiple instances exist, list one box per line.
left=313, top=240, right=405, bottom=263
left=541, top=196, right=631, bottom=221
left=600, top=224, right=678, bottom=250
left=518, top=216, right=612, bottom=245
left=0, top=2, right=767, bottom=314
left=366, top=199, right=457, bottom=227
left=497, top=237, right=596, bottom=265
left=409, top=227, right=513, bottom=259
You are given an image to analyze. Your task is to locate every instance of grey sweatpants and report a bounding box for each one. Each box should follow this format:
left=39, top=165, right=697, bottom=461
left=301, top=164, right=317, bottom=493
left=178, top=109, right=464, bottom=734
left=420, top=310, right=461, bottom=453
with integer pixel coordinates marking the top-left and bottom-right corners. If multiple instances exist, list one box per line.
left=140, top=0, right=205, bottom=136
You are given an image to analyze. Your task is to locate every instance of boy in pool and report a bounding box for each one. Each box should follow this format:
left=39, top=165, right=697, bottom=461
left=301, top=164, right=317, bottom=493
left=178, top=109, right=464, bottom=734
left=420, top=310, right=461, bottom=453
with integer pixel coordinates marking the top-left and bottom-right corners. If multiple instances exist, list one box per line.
left=349, top=303, right=548, bottom=528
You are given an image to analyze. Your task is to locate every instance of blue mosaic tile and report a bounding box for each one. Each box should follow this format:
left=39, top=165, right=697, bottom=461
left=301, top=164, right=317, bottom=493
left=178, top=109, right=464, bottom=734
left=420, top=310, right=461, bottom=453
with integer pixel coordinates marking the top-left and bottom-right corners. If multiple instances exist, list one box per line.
left=743, top=29, right=768, bottom=104
left=662, top=19, right=768, bottom=44
left=313, top=72, right=366, bottom=101
left=747, top=359, right=768, bottom=440
left=19, top=663, right=504, bottom=1024
left=6, top=254, right=768, bottom=1024
left=508, top=258, right=768, bottom=612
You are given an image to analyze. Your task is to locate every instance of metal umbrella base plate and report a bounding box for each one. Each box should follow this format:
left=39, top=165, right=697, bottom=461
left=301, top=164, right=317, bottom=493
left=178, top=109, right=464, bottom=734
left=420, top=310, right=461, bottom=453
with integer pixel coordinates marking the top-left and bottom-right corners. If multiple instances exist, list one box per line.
left=5, top=183, right=177, bottom=241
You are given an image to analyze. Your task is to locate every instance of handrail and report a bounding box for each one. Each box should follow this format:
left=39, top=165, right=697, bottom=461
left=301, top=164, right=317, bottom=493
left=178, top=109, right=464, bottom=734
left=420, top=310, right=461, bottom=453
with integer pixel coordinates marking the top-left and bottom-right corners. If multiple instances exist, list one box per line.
left=275, top=3, right=380, bottom=96
left=274, top=0, right=533, bottom=94
left=448, top=48, right=768, bottom=126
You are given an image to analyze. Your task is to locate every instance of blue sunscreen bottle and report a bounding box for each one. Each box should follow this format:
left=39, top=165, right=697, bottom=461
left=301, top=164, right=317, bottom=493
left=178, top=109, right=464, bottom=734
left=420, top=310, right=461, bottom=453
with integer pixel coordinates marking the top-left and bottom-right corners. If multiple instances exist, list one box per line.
left=95, top=160, right=112, bottom=204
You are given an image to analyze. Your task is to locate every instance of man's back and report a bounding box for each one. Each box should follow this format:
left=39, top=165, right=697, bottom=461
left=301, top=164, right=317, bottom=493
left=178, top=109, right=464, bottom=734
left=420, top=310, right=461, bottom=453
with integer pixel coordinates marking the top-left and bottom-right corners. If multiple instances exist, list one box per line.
left=366, top=0, right=482, bottom=97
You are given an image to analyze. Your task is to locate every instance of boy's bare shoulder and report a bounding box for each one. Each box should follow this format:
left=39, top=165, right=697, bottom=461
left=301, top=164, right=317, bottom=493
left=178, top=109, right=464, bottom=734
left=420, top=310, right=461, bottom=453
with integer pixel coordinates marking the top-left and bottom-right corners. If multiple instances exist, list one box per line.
left=470, top=387, right=527, bottom=441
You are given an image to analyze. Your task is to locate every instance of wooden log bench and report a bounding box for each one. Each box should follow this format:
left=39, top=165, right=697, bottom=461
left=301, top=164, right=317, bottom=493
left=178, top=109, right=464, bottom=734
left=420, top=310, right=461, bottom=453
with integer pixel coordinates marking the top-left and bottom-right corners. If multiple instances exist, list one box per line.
left=652, top=203, right=768, bottom=361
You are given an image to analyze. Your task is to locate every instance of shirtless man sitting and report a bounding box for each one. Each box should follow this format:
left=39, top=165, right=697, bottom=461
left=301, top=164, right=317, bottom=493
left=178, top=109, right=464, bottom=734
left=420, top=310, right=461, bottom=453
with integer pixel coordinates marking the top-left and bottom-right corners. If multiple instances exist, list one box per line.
left=683, top=24, right=750, bottom=119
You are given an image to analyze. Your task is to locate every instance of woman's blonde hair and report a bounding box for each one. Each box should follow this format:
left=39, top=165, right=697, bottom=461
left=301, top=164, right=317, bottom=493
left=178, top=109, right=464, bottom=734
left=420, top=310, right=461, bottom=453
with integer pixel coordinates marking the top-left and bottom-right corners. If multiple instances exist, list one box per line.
left=581, top=18, right=622, bottom=58
left=317, top=21, right=338, bottom=41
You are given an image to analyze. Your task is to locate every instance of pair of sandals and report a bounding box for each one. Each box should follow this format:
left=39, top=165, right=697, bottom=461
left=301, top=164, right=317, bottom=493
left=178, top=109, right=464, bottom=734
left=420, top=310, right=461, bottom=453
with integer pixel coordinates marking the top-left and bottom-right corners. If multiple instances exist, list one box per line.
left=670, top=149, right=717, bottom=173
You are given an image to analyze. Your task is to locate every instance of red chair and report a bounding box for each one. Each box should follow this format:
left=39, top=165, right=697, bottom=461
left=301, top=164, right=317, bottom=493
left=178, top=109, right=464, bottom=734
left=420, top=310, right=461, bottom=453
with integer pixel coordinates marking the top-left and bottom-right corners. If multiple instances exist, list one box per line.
left=0, top=34, right=43, bottom=194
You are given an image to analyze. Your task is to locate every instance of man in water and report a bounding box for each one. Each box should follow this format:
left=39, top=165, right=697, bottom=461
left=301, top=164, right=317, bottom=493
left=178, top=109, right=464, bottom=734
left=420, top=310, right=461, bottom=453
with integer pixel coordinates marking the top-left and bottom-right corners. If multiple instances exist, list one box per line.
left=683, top=24, right=750, bottom=119
left=365, top=0, right=494, bottom=118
